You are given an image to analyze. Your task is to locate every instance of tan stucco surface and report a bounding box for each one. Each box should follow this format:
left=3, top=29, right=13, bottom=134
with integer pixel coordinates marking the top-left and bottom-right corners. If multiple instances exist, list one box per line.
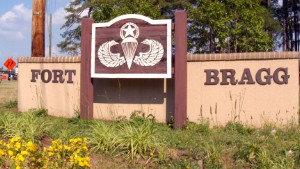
left=18, top=63, right=80, bottom=117
left=93, top=78, right=171, bottom=122
left=17, top=54, right=299, bottom=127
left=187, top=59, right=299, bottom=127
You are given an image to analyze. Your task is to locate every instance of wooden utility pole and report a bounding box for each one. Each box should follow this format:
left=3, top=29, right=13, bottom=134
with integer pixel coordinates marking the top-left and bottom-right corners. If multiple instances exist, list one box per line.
left=31, top=0, right=46, bottom=57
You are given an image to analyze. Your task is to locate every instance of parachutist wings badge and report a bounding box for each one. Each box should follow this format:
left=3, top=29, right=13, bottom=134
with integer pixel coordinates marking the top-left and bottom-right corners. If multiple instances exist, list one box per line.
left=91, top=14, right=171, bottom=78
left=98, top=40, right=126, bottom=67
left=98, top=23, right=164, bottom=69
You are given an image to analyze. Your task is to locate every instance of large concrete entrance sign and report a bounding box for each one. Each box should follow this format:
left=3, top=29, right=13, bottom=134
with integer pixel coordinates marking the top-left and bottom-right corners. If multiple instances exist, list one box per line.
left=17, top=12, right=299, bottom=128
left=81, top=11, right=188, bottom=128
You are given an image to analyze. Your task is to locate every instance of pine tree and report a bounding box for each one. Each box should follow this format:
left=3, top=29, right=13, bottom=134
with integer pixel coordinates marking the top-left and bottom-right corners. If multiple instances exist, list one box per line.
left=57, top=0, right=91, bottom=55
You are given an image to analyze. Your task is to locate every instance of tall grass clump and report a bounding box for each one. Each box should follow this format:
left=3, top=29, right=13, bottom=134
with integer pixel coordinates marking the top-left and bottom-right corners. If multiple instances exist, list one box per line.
left=89, top=121, right=118, bottom=153
left=19, top=112, right=50, bottom=142
left=223, top=121, right=254, bottom=135
left=2, top=100, right=17, bottom=109
left=0, top=112, right=20, bottom=137
left=30, top=108, right=48, bottom=117
left=117, top=111, right=165, bottom=160
left=0, top=111, right=50, bottom=142
left=184, top=118, right=211, bottom=136
left=117, top=119, right=162, bottom=160
left=88, top=111, right=166, bottom=162
left=234, top=141, right=262, bottom=166
left=202, top=143, right=223, bottom=169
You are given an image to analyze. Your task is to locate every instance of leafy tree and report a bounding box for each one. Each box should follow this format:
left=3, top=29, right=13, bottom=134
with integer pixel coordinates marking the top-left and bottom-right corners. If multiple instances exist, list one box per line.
left=189, top=0, right=275, bottom=53
left=58, top=0, right=280, bottom=54
left=260, top=0, right=282, bottom=50
left=58, top=0, right=164, bottom=55
left=91, top=0, right=163, bottom=22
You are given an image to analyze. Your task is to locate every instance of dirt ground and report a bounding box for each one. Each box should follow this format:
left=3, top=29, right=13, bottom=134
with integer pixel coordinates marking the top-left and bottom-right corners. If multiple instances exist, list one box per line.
left=0, top=80, right=18, bottom=104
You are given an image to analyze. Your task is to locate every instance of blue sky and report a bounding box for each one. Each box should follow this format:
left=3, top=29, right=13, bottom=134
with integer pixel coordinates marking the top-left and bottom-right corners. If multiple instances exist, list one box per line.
left=0, top=0, right=284, bottom=69
left=0, top=0, right=72, bottom=69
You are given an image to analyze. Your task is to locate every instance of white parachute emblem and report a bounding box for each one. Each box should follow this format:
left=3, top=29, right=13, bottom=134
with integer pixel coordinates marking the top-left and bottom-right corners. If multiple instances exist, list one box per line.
left=98, top=22, right=164, bottom=69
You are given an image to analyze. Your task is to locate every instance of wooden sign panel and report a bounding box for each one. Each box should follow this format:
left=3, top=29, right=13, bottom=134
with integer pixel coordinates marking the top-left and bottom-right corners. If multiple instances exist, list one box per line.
left=91, top=14, right=171, bottom=78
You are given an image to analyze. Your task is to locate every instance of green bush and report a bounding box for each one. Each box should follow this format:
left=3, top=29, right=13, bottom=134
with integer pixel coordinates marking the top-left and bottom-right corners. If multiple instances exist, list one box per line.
left=117, top=119, right=162, bottom=159
left=203, top=143, right=223, bottom=169
left=234, top=141, right=261, bottom=165
left=88, top=121, right=118, bottom=153
left=184, top=119, right=211, bottom=136
left=20, top=112, right=50, bottom=142
left=30, top=108, right=48, bottom=117
left=88, top=112, right=166, bottom=161
left=129, top=110, right=156, bottom=124
left=223, top=121, right=254, bottom=135
left=0, top=112, right=20, bottom=137
left=0, top=112, right=50, bottom=142
left=2, top=100, right=17, bottom=109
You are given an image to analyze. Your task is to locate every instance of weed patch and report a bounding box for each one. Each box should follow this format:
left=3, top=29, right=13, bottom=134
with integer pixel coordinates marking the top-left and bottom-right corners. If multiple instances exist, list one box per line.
left=2, top=100, right=17, bottom=109
left=0, top=112, right=49, bottom=142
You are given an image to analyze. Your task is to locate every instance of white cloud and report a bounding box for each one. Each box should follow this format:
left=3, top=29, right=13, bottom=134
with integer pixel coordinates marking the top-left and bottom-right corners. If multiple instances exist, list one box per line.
left=51, top=6, right=89, bottom=26
left=0, top=2, right=70, bottom=58
left=0, top=4, right=31, bottom=26
left=52, top=8, right=67, bottom=26
left=0, top=28, right=25, bottom=40
left=13, top=32, right=25, bottom=40
left=81, top=8, right=89, bottom=17
left=45, top=45, right=67, bottom=57
left=0, top=3, right=31, bottom=40
left=13, top=3, right=31, bottom=20
left=0, top=11, right=17, bottom=22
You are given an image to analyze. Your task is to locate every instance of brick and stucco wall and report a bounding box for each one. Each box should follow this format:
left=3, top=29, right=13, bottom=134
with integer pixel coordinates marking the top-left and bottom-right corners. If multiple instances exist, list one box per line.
left=17, top=52, right=299, bottom=127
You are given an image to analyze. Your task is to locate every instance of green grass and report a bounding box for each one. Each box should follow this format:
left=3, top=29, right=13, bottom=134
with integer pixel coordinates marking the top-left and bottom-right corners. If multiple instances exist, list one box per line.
left=0, top=81, right=17, bottom=104
left=1, top=81, right=300, bottom=168
left=0, top=106, right=300, bottom=168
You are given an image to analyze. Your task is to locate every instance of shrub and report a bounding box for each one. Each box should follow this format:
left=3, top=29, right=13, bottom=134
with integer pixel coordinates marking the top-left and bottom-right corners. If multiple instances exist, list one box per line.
left=88, top=121, right=118, bottom=153
left=234, top=141, right=261, bottom=165
left=184, top=119, right=211, bottom=136
left=0, top=112, right=21, bottom=137
left=0, top=112, right=50, bottom=142
left=117, top=119, right=165, bottom=160
left=30, top=108, right=48, bottom=117
left=2, top=100, right=17, bottom=109
left=223, top=121, right=254, bottom=135
left=19, top=112, right=50, bottom=142
left=130, top=111, right=156, bottom=123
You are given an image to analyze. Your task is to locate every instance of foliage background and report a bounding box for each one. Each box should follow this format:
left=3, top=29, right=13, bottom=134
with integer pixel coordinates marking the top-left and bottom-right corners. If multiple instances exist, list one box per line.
left=57, top=0, right=299, bottom=55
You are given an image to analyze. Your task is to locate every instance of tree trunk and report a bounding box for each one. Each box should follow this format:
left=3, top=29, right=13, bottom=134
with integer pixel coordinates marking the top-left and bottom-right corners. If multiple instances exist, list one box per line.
left=283, top=0, right=288, bottom=51
left=293, top=0, right=298, bottom=51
